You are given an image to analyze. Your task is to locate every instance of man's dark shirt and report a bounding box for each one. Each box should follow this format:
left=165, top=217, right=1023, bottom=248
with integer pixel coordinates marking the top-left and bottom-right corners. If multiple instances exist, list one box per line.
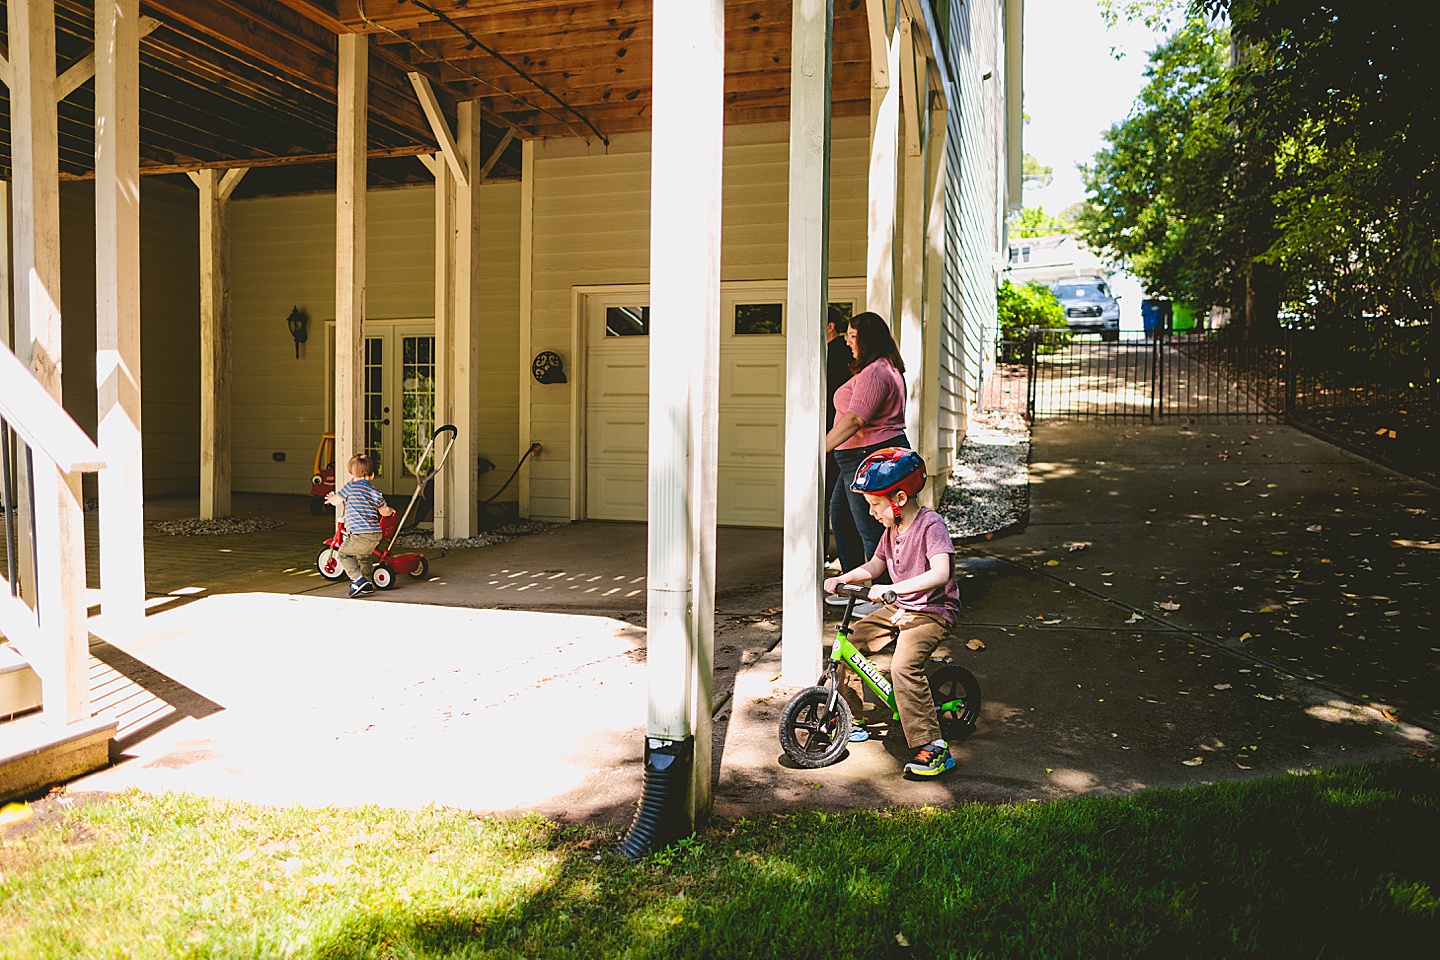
left=826, top=335, right=852, bottom=429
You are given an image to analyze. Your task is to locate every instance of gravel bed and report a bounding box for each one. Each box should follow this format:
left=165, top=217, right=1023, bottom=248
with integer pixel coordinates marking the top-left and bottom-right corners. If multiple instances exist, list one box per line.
left=937, top=410, right=1030, bottom=539
left=391, top=519, right=560, bottom=551
left=150, top=516, right=286, bottom=536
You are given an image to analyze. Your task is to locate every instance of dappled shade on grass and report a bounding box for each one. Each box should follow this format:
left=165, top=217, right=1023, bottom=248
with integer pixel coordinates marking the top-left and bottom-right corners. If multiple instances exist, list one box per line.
left=1, top=759, right=1436, bottom=957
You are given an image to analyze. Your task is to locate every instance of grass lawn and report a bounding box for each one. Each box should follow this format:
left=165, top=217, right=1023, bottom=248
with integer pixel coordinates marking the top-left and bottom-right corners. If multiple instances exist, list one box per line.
left=2, top=759, right=1437, bottom=958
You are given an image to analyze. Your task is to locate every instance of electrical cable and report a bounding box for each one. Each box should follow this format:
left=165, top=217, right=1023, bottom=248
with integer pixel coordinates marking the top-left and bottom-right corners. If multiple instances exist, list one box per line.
left=355, top=0, right=607, bottom=146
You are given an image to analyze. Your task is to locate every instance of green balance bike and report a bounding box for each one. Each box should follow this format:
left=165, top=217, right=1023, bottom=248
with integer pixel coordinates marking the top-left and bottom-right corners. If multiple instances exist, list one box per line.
left=778, top=582, right=982, bottom=768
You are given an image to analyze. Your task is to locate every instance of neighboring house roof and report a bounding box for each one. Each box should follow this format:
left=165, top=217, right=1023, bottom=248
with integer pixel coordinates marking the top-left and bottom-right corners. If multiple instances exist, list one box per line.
left=1005, top=232, right=1113, bottom=284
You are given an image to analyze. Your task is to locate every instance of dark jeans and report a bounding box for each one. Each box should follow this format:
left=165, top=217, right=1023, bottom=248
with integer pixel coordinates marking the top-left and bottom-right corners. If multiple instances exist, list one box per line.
left=829, top=433, right=909, bottom=580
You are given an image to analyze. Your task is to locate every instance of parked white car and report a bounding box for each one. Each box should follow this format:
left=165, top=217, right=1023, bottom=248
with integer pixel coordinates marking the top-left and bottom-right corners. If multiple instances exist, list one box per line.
left=1053, top=276, right=1121, bottom=341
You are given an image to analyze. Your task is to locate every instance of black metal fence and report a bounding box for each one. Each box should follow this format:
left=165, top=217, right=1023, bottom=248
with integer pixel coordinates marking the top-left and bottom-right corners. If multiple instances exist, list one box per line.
left=981, top=326, right=1437, bottom=482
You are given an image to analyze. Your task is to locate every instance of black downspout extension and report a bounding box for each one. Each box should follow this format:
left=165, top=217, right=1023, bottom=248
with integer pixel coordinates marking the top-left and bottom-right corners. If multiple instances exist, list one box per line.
left=618, top=736, right=694, bottom=859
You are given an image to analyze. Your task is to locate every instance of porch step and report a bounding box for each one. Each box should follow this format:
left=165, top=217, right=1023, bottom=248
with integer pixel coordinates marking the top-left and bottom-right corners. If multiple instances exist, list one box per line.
left=0, top=713, right=116, bottom=803
left=0, top=645, right=42, bottom=719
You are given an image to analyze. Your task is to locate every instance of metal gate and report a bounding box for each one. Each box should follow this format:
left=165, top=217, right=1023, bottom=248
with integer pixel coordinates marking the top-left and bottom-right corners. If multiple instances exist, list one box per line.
left=982, top=330, right=1285, bottom=423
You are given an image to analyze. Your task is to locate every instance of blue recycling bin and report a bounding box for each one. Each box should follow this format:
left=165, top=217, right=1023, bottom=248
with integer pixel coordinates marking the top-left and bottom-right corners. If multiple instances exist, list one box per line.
left=1141, top=299, right=1172, bottom=336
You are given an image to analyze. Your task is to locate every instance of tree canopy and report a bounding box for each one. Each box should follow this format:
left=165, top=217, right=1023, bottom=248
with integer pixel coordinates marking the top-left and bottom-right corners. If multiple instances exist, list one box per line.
left=1080, top=0, right=1440, bottom=337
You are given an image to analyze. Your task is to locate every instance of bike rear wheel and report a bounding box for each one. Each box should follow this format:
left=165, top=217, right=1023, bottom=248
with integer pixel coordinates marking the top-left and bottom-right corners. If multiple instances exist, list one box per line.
left=931, top=664, right=981, bottom=741
left=778, top=686, right=852, bottom=768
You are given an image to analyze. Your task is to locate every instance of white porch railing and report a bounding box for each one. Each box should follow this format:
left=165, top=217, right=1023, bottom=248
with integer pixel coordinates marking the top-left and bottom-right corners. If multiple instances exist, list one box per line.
left=0, top=340, right=105, bottom=725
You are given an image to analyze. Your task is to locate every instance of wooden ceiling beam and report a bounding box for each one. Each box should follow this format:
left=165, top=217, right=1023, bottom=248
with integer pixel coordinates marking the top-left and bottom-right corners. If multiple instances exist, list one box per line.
left=141, top=0, right=440, bottom=145
left=335, top=0, right=644, bottom=34
left=59, top=143, right=437, bottom=179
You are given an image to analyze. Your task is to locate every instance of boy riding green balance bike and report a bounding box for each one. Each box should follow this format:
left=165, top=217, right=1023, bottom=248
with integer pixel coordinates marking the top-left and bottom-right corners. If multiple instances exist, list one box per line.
left=779, top=448, right=981, bottom=778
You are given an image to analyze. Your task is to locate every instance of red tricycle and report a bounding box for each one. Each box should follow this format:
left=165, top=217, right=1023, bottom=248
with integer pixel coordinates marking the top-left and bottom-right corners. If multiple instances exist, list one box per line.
left=315, top=424, right=457, bottom=589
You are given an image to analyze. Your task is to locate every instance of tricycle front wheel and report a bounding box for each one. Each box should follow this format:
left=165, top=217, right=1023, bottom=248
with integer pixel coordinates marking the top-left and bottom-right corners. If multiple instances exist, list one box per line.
left=316, top=547, right=346, bottom=581
left=778, top=686, right=852, bottom=769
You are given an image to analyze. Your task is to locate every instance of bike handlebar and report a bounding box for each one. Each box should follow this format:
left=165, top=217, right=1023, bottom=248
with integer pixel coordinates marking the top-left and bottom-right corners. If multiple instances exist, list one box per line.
left=835, top=582, right=898, bottom=605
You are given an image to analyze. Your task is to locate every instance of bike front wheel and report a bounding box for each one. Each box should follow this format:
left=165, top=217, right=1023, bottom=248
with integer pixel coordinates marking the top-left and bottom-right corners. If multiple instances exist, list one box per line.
left=778, top=686, right=852, bottom=769
left=931, top=664, right=982, bottom=741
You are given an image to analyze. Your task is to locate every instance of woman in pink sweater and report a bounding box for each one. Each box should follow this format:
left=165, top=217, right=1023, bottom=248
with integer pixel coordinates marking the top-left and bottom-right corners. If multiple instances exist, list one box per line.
left=823, top=312, right=910, bottom=611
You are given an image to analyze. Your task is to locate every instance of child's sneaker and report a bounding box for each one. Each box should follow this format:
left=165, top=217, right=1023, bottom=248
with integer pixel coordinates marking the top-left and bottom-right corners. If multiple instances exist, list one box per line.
left=349, top=578, right=375, bottom=598
left=851, top=600, right=882, bottom=617
left=848, top=719, right=871, bottom=742
left=903, top=740, right=954, bottom=778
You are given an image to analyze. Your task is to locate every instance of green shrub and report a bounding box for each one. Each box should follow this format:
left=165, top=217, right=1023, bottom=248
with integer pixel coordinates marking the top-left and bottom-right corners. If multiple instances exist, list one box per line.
left=997, top=279, right=1067, bottom=341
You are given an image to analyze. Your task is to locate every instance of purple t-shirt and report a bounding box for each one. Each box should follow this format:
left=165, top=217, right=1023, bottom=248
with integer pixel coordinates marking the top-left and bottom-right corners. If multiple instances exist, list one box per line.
left=833, top=358, right=906, bottom=449
left=874, top=506, right=961, bottom=624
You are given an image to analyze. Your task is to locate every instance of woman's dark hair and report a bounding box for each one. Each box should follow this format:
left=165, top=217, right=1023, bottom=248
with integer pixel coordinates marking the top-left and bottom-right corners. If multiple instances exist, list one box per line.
left=847, top=311, right=905, bottom=376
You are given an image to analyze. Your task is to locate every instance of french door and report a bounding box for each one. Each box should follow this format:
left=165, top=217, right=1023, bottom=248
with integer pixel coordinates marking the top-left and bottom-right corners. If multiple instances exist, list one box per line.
left=327, top=321, right=435, bottom=497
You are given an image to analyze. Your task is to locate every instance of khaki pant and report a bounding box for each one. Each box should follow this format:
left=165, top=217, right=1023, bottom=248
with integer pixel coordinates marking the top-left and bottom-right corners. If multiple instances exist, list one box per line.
left=837, top=605, right=949, bottom=748
left=337, top=531, right=382, bottom=581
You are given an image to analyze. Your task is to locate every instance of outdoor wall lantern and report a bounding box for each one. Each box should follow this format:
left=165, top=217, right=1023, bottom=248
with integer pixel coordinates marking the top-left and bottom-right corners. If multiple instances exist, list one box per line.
left=531, top=350, right=567, bottom=384
left=286, top=306, right=309, bottom=359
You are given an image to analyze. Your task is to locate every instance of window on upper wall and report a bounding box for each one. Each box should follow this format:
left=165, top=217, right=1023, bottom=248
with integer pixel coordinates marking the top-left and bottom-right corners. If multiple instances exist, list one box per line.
left=605, top=306, right=649, bottom=337
left=828, top=302, right=854, bottom=327
left=735, top=302, right=783, bottom=335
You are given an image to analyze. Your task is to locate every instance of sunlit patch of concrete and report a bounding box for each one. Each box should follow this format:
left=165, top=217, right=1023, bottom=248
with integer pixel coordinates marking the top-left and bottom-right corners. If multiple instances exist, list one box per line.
left=75, top=592, right=650, bottom=816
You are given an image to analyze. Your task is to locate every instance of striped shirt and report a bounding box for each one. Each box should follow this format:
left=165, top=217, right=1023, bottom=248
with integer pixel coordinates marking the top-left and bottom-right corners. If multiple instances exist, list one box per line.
left=833, top=357, right=906, bottom=449
left=337, top=478, right=388, bottom=534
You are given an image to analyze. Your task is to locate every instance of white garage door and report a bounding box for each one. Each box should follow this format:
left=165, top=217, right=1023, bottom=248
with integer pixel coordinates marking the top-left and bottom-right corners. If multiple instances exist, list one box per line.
left=584, top=281, right=861, bottom=527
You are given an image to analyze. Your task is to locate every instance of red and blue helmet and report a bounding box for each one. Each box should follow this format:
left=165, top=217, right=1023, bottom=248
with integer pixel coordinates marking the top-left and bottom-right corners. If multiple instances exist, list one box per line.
left=851, top=447, right=926, bottom=519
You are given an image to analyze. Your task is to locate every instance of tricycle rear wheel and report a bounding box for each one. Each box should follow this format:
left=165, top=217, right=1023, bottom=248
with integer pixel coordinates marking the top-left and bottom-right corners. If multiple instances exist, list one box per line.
left=778, top=686, right=851, bottom=769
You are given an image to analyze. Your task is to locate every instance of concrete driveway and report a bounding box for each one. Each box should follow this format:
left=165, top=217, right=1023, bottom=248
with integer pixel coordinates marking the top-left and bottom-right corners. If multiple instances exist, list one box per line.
left=67, top=422, right=1438, bottom=822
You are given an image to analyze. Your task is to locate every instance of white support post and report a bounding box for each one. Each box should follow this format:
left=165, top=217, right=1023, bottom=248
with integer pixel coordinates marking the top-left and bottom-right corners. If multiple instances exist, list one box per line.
left=648, top=0, right=723, bottom=829
left=95, top=0, right=145, bottom=633
left=923, top=112, right=950, bottom=486
left=432, top=152, right=456, bottom=536
left=899, top=45, right=927, bottom=459
left=335, top=33, right=368, bottom=506
left=9, top=0, right=89, bottom=722
left=420, top=98, right=480, bottom=541
left=781, top=0, right=833, bottom=686
left=0, top=183, right=10, bottom=348
left=449, top=101, right=481, bottom=538
left=518, top=140, right=536, bottom=519
left=189, top=167, right=245, bottom=520
left=867, top=28, right=902, bottom=320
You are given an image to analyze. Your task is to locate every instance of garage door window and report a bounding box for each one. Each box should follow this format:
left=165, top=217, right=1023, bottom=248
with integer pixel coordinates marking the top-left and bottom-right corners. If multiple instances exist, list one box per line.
left=605, top=306, right=649, bottom=337
left=735, top=302, right=783, bottom=335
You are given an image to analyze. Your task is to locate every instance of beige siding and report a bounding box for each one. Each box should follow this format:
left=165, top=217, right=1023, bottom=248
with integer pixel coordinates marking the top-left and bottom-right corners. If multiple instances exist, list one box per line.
left=229, top=182, right=521, bottom=497
left=526, top=115, right=871, bottom=522
left=57, top=179, right=199, bottom=496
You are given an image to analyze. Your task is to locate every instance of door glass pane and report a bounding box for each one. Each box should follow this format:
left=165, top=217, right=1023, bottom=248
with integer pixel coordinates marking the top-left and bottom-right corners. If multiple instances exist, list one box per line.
left=605, top=306, right=649, bottom=337
left=401, top=335, right=437, bottom=478
left=735, top=302, right=783, bottom=335
left=364, top=337, right=384, bottom=477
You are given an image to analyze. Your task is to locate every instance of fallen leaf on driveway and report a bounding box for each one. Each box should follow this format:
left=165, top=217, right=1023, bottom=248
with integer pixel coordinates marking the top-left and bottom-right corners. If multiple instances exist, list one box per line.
left=1381, top=706, right=1398, bottom=723
left=1126, top=613, right=1143, bottom=624
left=1233, top=479, right=1252, bottom=487
left=1065, top=541, right=1092, bottom=552
left=1041, top=619, right=1063, bottom=625
left=1045, top=559, right=1059, bottom=566
left=1238, top=632, right=1253, bottom=642
left=1159, top=601, right=1181, bottom=611
left=1306, top=525, right=1323, bottom=532
left=966, top=638, right=986, bottom=651
left=1182, top=757, right=1204, bottom=766
left=1392, top=539, right=1440, bottom=550
left=1214, top=683, right=1232, bottom=690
